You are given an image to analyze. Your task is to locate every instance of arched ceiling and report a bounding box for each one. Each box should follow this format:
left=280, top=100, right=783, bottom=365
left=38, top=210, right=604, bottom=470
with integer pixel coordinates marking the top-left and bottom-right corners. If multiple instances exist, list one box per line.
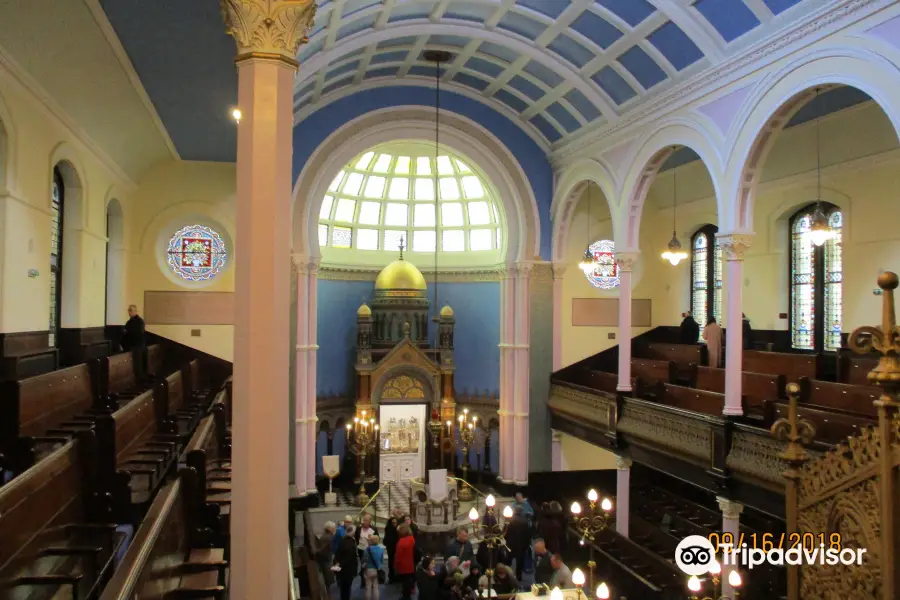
left=295, top=0, right=810, bottom=146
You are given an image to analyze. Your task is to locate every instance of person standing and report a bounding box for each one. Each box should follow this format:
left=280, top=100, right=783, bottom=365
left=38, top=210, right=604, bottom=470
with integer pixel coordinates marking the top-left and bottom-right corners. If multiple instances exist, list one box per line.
left=363, top=534, right=387, bottom=600
left=443, top=528, right=474, bottom=563
left=316, top=522, right=336, bottom=589
left=383, top=509, right=401, bottom=583
left=506, top=509, right=531, bottom=580
left=679, top=311, right=700, bottom=344
left=334, top=535, right=358, bottom=600
left=416, top=556, right=440, bottom=600
left=532, top=539, right=554, bottom=585
left=394, top=524, right=417, bottom=600
left=742, top=313, right=753, bottom=350
left=702, top=317, right=723, bottom=368
left=121, top=304, right=147, bottom=380
left=355, top=513, right=378, bottom=588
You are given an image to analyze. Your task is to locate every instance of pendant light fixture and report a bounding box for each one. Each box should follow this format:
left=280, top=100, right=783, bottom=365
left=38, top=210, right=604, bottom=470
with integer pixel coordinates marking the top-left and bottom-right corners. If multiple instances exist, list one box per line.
left=578, top=183, right=596, bottom=274
left=661, top=149, right=688, bottom=266
left=425, top=50, right=451, bottom=327
left=808, top=88, right=831, bottom=247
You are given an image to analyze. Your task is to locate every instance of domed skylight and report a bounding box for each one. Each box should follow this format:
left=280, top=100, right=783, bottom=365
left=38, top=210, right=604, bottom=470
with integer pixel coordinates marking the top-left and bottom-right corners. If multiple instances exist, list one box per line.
left=318, top=143, right=503, bottom=261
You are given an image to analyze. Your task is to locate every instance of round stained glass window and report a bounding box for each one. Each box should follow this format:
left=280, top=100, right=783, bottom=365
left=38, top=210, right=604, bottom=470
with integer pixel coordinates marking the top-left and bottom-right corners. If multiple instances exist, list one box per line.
left=166, top=224, right=227, bottom=281
left=583, top=239, right=620, bottom=290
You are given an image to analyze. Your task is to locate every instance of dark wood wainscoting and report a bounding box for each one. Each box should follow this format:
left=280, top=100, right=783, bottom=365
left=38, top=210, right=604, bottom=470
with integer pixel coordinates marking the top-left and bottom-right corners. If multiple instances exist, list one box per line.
left=58, top=327, right=111, bottom=366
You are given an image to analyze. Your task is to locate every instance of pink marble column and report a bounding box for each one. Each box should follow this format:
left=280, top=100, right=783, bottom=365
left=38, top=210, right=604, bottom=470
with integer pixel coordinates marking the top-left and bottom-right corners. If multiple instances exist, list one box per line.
left=499, top=267, right=516, bottom=483
left=220, top=3, right=316, bottom=598
left=513, top=262, right=532, bottom=485
left=615, top=253, right=639, bottom=392
left=717, top=496, right=744, bottom=598
left=551, top=263, right=567, bottom=372
left=305, top=262, right=319, bottom=495
left=716, top=234, right=753, bottom=416
left=293, top=257, right=309, bottom=496
left=615, top=456, right=632, bottom=537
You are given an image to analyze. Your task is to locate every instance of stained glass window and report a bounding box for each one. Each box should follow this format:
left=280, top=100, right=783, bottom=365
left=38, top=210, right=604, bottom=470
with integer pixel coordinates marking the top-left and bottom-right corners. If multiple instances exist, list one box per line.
left=790, top=204, right=842, bottom=351
left=318, top=144, right=501, bottom=253
left=166, top=224, right=227, bottom=282
left=583, top=239, right=619, bottom=289
left=49, top=168, right=64, bottom=347
left=690, top=226, right=723, bottom=340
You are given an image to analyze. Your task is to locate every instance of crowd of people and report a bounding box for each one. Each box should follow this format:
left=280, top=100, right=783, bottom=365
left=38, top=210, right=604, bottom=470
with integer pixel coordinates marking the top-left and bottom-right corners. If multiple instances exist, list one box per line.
left=314, top=494, right=581, bottom=600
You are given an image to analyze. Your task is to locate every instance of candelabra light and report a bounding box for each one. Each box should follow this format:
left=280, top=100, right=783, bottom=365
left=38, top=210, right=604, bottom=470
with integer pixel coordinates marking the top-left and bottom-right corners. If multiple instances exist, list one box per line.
left=455, top=408, right=478, bottom=501
left=570, top=489, right=613, bottom=589
left=595, top=582, right=610, bottom=599
left=428, top=407, right=443, bottom=449
left=469, top=494, right=512, bottom=594
left=687, top=561, right=743, bottom=600
left=346, top=410, right=379, bottom=506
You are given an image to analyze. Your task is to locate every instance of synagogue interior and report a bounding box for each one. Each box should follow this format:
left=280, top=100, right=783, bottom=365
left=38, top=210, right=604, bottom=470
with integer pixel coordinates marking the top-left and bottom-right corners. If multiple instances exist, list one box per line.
left=1, top=1, right=899, bottom=599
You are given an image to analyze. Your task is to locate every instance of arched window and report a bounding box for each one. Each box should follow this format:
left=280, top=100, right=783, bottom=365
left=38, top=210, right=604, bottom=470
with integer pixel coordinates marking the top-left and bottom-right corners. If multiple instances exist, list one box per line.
left=690, top=225, right=722, bottom=337
left=790, top=203, right=842, bottom=351
left=49, top=168, right=64, bottom=347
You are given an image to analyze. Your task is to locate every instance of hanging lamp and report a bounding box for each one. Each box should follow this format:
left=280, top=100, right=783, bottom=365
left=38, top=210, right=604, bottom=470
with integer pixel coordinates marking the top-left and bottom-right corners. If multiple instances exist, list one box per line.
left=578, top=183, right=596, bottom=274
left=424, top=50, right=451, bottom=325
left=808, top=88, right=831, bottom=247
left=661, top=150, right=688, bottom=266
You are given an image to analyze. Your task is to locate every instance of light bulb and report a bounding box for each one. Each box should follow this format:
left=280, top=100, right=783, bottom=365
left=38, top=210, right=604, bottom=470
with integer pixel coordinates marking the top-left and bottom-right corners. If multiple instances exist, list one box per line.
left=687, top=575, right=702, bottom=592
left=728, top=570, right=742, bottom=587
left=459, top=415, right=465, bottom=422
left=464, top=408, right=469, bottom=414
left=446, top=420, right=451, bottom=427
left=809, top=228, right=830, bottom=246
left=231, top=107, right=242, bottom=122
left=361, top=410, right=366, bottom=416
left=485, top=494, right=496, bottom=507
left=709, top=559, right=721, bottom=575
left=596, top=583, right=610, bottom=599
left=468, top=507, right=479, bottom=521
left=587, top=489, right=598, bottom=503
left=472, top=416, right=477, bottom=422
left=354, top=417, right=359, bottom=423
left=571, top=501, right=582, bottom=515
left=550, top=587, right=563, bottom=600
left=374, top=425, right=379, bottom=431
left=572, top=568, right=585, bottom=587
left=600, top=498, right=613, bottom=512
left=502, top=506, right=513, bottom=519
left=345, top=423, right=351, bottom=430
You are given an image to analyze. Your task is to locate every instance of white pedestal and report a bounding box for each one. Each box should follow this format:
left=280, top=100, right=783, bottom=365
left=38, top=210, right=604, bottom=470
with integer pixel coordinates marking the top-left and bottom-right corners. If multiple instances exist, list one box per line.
left=324, top=492, right=337, bottom=507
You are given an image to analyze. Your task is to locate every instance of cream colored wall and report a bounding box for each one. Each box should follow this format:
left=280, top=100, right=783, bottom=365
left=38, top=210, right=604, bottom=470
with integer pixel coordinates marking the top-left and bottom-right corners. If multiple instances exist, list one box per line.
left=557, top=431, right=618, bottom=471
left=638, top=101, right=900, bottom=335
left=127, top=160, right=236, bottom=361
left=0, top=61, right=132, bottom=332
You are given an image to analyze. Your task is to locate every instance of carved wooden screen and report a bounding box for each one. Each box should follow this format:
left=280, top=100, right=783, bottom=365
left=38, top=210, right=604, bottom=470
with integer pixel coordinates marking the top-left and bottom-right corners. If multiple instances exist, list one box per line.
left=381, top=375, right=426, bottom=401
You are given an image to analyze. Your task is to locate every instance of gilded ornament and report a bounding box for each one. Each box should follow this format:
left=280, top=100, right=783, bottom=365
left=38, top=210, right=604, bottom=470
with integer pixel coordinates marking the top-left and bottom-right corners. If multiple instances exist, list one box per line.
left=219, top=0, right=317, bottom=67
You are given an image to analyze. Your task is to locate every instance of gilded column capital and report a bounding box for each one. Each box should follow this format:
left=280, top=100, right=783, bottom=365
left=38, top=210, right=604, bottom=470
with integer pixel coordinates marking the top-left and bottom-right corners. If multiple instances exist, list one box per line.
left=220, top=0, right=317, bottom=68
left=615, top=456, right=632, bottom=470
left=615, top=252, right=640, bottom=272
left=716, top=232, right=754, bottom=261
left=716, top=496, right=744, bottom=520
left=551, top=262, right=568, bottom=280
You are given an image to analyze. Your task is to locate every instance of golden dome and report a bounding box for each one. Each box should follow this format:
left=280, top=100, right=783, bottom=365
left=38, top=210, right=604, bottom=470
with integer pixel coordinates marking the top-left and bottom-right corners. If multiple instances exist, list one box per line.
left=374, top=259, right=427, bottom=291
left=440, top=304, right=454, bottom=317
left=357, top=303, right=372, bottom=317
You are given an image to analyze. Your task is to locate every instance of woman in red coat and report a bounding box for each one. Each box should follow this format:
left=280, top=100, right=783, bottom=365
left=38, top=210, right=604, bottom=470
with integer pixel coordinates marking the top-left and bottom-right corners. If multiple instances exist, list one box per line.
left=394, top=524, right=417, bottom=600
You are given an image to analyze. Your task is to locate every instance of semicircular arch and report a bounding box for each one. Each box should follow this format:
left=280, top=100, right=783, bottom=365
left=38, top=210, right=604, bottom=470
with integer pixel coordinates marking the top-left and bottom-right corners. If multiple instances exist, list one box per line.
left=551, top=159, right=618, bottom=262
left=292, top=106, right=541, bottom=265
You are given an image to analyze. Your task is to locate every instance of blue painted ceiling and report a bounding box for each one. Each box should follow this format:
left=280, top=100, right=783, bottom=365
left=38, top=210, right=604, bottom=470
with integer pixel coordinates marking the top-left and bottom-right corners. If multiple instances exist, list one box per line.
left=98, top=0, right=812, bottom=161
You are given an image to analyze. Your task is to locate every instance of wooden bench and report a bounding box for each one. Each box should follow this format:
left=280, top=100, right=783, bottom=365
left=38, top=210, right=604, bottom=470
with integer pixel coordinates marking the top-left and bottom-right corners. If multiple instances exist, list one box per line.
left=771, top=402, right=875, bottom=446
left=147, top=343, right=166, bottom=378
left=102, top=344, right=163, bottom=403
left=798, top=377, right=880, bottom=418
left=0, top=361, right=108, bottom=474
left=99, top=470, right=228, bottom=600
left=565, top=369, right=619, bottom=395
left=160, top=370, right=206, bottom=438
left=644, top=342, right=704, bottom=366
left=694, top=367, right=783, bottom=423
left=838, top=353, right=879, bottom=386
left=183, top=410, right=232, bottom=549
left=743, top=350, right=821, bottom=382
left=631, top=358, right=675, bottom=393
left=95, top=389, right=181, bottom=514
left=0, top=432, right=124, bottom=599
left=654, top=382, right=733, bottom=416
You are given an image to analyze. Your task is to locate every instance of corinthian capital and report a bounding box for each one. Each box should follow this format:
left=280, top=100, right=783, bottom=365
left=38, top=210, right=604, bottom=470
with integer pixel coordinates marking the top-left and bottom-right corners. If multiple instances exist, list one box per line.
left=615, top=252, right=639, bottom=272
left=716, top=233, right=754, bottom=261
left=220, top=0, right=317, bottom=66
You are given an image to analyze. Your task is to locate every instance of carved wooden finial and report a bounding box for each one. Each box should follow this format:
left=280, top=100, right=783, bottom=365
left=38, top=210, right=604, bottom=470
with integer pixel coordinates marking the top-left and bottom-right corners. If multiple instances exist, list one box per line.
left=771, top=381, right=814, bottom=463
left=220, top=0, right=317, bottom=67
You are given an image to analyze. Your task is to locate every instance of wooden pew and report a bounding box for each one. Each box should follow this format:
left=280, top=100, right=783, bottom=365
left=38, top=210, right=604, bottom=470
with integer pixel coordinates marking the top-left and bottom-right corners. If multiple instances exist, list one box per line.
left=0, top=361, right=105, bottom=474
left=838, top=353, right=879, bottom=386
left=644, top=342, right=704, bottom=366
left=771, top=402, right=875, bottom=445
left=161, top=370, right=206, bottom=438
left=654, top=382, right=736, bottom=417
left=694, top=366, right=783, bottom=423
left=631, top=358, right=675, bottom=394
left=102, top=344, right=163, bottom=403
left=99, top=470, right=228, bottom=600
left=147, top=344, right=166, bottom=378
left=183, top=410, right=232, bottom=549
left=798, top=377, right=880, bottom=418
left=0, top=432, right=124, bottom=599
left=95, top=389, right=181, bottom=515
left=565, top=369, right=619, bottom=395
left=743, top=350, right=821, bottom=382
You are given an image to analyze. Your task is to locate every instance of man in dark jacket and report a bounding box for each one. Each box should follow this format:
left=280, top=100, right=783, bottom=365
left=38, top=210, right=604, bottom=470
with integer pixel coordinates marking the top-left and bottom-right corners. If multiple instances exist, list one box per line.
left=443, top=528, right=474, bottom=563
left=679, top=311, right=700, bottom=344
left=533, top=539, right=554, bottom=585
left=506, top=509, right=531, bottom=580
left=122, top=304, right=147, bottom=380
left=742, top=313, right=753, bottom=350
